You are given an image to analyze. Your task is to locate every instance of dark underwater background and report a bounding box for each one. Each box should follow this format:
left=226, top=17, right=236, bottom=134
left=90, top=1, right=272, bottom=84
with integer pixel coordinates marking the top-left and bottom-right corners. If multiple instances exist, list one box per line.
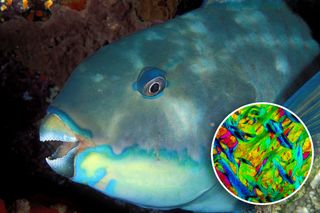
left=0, top=0, right=319, bottom=212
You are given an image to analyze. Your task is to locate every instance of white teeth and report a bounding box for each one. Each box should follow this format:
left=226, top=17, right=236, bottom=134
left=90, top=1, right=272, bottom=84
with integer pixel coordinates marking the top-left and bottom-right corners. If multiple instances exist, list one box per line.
left=39, top=113, right=78, bottom=143
left=46, top=145, right=78, bottom=162
left=46, top=146, right=78, bottom=178
left=39, top=112, right=81, bottom=178
left=40, top=131, right=77, bottom=143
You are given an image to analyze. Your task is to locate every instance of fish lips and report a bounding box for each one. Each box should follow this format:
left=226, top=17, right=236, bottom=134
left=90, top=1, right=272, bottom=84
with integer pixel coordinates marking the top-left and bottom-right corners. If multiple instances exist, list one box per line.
left=39, top=108, right=93, bottom=178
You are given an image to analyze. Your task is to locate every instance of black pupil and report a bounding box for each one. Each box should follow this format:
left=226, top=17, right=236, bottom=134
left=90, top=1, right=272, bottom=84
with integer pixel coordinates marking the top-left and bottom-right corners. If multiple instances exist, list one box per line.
left=150, top=82, right=160, bottom=94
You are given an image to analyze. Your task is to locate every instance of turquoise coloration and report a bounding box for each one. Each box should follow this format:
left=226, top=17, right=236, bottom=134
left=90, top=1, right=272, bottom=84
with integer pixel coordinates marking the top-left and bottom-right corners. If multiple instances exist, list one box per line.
left=74, top=144, right=198, bottom=163
left=71, top=144, right=215, bottom=208
left=39, top=0, right=320, bottom=212
left=88, top=169, right=106, bottom=187
left=105, top=179, right=116, bottom=194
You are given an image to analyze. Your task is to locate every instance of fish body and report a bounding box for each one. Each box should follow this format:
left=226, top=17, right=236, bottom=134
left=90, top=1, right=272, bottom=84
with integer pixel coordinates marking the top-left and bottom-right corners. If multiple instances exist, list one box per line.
left=40, top=1, right=319, bottom=212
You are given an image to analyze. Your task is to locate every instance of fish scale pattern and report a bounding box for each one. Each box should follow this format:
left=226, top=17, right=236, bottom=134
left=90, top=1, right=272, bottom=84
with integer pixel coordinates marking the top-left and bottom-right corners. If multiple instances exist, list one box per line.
left=212, top=103, right=313, bottom=204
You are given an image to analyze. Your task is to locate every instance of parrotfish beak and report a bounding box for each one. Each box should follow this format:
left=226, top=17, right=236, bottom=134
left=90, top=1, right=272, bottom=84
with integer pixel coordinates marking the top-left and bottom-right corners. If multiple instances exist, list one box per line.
left=39, top=107, right=93, bottom=178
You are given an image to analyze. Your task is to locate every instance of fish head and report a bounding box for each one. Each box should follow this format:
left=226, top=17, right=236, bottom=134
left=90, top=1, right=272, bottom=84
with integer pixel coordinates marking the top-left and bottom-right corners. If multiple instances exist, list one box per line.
left=39, top=12, right=257, bottom=208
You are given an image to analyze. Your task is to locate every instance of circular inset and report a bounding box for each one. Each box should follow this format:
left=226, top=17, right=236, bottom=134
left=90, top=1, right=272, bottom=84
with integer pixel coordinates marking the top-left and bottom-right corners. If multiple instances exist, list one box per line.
left=211, top=102, right=313, bottom=205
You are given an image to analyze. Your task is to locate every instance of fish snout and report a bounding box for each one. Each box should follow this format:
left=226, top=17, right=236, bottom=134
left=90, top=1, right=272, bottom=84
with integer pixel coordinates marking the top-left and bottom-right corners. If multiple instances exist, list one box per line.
left=39, top=107, right=93, bottom=178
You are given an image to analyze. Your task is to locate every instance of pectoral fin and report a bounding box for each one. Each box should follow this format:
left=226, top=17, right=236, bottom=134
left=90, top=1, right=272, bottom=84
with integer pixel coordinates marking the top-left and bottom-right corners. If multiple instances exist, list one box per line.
left=284, top=71, right=320, bottom=154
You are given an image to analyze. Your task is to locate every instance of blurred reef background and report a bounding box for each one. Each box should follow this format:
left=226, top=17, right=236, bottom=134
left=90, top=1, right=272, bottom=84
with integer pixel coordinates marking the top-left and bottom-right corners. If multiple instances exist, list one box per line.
left=0, top=0, right=319, bottom=212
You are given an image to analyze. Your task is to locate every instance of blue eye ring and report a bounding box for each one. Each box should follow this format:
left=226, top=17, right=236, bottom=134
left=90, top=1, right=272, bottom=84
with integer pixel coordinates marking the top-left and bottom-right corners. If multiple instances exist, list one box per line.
left=133, top=67, right=167, bottom=98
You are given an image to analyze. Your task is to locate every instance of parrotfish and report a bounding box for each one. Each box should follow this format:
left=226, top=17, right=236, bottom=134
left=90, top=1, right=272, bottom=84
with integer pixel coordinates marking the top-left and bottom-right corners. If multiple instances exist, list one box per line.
left=39, top=0, right=320, bottom=212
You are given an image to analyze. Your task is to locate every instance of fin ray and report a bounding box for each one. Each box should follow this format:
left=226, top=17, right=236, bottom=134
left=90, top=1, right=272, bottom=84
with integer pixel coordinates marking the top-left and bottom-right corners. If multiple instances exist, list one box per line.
left=284, top=72, right=320, bottom=154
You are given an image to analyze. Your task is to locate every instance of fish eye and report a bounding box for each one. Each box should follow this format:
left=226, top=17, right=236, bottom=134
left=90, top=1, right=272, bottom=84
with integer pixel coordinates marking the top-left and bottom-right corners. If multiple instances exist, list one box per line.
left=150, top=82, right=160, bottom=93
left=133, top=67, right=167, bottom=98
left=144, top=77, right=165, bottom=96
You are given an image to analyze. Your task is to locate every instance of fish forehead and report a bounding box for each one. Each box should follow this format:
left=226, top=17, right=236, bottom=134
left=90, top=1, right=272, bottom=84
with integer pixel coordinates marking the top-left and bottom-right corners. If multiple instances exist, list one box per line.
left=51, top=4, right=318, bottom=159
